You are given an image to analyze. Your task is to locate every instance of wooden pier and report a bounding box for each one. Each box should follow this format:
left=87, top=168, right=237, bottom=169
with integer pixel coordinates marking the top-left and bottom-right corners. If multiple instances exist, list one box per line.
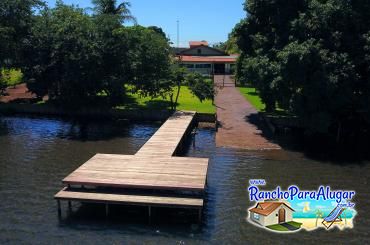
left=55, top=111, right=209, bottom=222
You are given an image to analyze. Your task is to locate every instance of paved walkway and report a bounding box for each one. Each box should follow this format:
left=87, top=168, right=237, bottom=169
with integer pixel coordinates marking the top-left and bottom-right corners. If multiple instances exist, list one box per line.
left=214, top=75, right=280, bottom=150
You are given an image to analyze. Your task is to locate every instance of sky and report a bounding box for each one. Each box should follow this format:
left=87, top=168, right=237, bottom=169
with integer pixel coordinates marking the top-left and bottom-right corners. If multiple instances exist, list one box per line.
left=45, top=0, right=246, bottom=47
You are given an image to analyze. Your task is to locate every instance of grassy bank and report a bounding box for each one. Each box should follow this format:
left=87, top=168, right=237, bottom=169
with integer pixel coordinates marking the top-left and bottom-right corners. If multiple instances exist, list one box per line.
left=238, top=87, right=265, bottom=111
left=121, top=86, right=215, bottom=113
left=238, top=87, right=288, bottom=116
left=0, top=80, right=215, bottom=114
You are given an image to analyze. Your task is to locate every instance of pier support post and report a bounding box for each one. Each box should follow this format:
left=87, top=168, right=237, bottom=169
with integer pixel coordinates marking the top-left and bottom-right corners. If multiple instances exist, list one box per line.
left=57, top=200, right=61, bottom=218
left=198, top=208, right=202, bottom=224
left=68, top=201, right=72, bottom=213
left=148, top=206, right=152, bottom=224
left=105, top=204, right=109, bottom=217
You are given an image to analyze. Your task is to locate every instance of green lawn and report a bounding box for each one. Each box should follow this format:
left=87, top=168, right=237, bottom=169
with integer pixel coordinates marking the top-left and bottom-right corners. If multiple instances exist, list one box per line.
left=0, top=72, right=215, bottom=113
left=1, top=69, right=23, bottom=87
left=118, top=86, right=215, bottom=114
left=237, top=87, right=265, bottom=111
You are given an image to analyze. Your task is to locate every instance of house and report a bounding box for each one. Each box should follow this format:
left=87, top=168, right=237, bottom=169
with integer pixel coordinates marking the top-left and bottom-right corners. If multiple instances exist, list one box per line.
left=174, top=41, right=238, bottom=75
left=249, top=201, right=295, bottom=226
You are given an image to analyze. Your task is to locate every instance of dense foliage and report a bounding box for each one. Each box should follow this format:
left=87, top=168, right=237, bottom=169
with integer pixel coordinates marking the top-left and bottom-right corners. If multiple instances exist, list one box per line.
left=18, top=1, right=172, bottom=107
left=22, top=4, right=102, bottom=104
left=235, top=0, right=370, bottom=140
left=1, top=0, right=210, bottom=109
left=0, top=0, right=42, bottom=94
left=1, top=0, right=214, bottom=110
left=186, top=73, right=214, bottom=104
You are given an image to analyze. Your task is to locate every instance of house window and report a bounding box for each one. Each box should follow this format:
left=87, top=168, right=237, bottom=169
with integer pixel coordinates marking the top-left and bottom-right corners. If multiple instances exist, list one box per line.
left=253, top=213, right=260, bottom=220
left=182, top=64, right=194, bottom=68
left=197, top=49, right=201, bottom=55
left=195, top=64, right=211, bottom=69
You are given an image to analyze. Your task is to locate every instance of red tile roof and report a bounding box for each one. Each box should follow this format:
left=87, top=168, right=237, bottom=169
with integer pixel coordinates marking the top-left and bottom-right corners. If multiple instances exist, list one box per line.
left=178, top=55, right=237, bottom=63
left=189, top=41, right=208, bottom=48
left=249, top=202, right=294, bottom=216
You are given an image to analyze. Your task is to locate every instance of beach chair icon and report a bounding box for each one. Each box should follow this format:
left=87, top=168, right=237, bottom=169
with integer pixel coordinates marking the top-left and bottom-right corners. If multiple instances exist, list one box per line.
left=322, top=205, right=346, bottom=229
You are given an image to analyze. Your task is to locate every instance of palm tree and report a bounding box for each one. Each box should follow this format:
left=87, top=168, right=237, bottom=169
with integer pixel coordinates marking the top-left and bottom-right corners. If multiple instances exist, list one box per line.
left=92, top=0, right=137, bottom=24
left=315, top=209, right=324, bottom=227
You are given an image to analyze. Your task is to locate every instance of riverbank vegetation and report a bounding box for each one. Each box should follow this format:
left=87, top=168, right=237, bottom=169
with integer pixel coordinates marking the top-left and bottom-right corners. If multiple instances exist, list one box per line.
left=123, top=86, right=215, bottom=113
left=234, top=0, right=370, bottom=146
left=1, top=69, right=22, bottom=87
left=0, top=0, right=214, bottom=113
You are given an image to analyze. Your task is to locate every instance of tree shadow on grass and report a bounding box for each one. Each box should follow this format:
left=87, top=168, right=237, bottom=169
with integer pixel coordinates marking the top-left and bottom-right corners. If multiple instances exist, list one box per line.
left=143, top=100, right=172, bottom=110
left=246, top=91, right=259, bottom=96
left=120, top=95, right=176, bottom=111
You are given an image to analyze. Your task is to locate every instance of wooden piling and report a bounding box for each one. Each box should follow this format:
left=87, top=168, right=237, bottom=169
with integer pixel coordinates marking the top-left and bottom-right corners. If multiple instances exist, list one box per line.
left=148, top=206, right=152, bottom=224
left=68, top=201, right=72, bottom=212
left=105, top=204, right=109, bottom=217
left=198, top=208, right=202, bottom=223
left=57, top=200, right=61, bottom=218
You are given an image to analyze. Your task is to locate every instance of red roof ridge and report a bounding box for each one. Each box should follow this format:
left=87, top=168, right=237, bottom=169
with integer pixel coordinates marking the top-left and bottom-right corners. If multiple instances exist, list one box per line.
left=189, top=41, right=208, bottom=47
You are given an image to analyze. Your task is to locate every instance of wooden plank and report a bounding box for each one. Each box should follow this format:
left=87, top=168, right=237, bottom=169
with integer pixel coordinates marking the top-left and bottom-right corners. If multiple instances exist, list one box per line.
left=135, top=111, right=195, bottom=157
left=55, top=188, right=203, bottom=207
left=65, top=156, right=208, bottom=176
left=59, top=111, right=209, bottom=193
left=63, top=175, right=207, bottom=191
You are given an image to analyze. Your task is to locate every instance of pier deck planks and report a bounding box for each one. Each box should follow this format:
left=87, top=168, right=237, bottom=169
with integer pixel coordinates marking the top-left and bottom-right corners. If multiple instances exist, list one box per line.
left=63, top=154, right=209, bottom=191
left=56, top=111, right=209, bottom=213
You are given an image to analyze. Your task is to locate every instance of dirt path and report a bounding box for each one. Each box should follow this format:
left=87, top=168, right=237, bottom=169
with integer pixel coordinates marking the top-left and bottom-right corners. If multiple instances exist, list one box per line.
left=214, top=75, right=280, bottom=150
left=0, top=83, right=36, bottom=103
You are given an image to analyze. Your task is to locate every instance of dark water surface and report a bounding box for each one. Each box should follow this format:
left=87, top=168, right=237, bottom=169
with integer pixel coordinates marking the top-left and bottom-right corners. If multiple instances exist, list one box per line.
left=0, top=116, right=369, bottom=244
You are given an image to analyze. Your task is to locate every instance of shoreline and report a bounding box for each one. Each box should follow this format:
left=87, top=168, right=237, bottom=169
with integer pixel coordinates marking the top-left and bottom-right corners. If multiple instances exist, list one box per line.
left=0, top=103, right=216, bottom=123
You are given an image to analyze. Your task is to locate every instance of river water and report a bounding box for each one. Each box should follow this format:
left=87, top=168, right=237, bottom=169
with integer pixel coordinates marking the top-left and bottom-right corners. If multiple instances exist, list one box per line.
left=0, top=116, right=369, bottom=244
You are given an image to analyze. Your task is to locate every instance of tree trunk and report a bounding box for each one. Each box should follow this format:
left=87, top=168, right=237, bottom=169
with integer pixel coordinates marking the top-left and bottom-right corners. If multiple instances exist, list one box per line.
left=169, top=93, right=174, bottom=110
left=174, top=84, right=181, bottom=111
left=336, top=122, right=342, bottom=143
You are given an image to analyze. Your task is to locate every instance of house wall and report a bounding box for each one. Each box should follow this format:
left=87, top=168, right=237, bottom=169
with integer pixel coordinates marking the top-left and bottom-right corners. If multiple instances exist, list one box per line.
left=250, top=212, right=265, bottom=226
left=263, top=204, right=293, bottom=226
left=182, top=46, right=225, bottom=56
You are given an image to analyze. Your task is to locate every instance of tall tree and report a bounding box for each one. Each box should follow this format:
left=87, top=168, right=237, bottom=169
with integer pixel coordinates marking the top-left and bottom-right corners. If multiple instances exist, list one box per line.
left=123, top=25, right=172, bottom=99
left=92, top=0, right=136, bottom=24
left=186, top=72, right=215, bottom=104
left=234, top=0, right=370, bottom=142
left=0, top=0, right=43, bottom=94
left=22, top=3, right=103, bottom=105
